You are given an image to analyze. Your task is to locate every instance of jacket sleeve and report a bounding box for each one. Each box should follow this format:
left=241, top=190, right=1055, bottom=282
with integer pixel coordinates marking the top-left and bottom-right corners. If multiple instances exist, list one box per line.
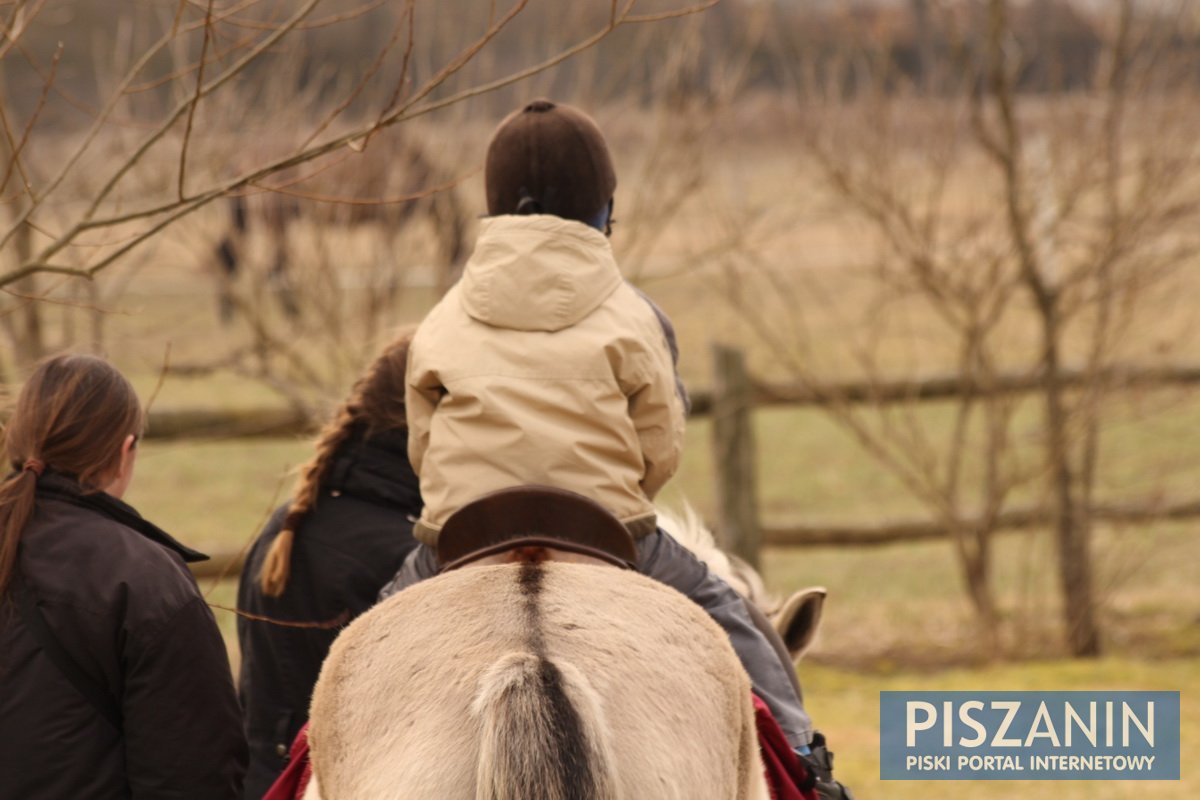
left=624, top=313, right=687, bottom=500
left=123, top=595, right=248, bottom=799
left=631, top=286, right=691, bottom=414
left=405, top=334, right=442, bottom=479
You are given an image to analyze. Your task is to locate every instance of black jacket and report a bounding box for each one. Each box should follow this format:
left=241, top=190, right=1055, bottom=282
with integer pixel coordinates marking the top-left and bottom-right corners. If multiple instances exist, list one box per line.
left=237, top=428, right=422, bottom=799
left=0, top=473, right=247, bottom=799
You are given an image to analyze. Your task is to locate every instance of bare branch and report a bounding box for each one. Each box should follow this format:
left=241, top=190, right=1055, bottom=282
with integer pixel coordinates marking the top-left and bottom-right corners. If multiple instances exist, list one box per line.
left=177, top=0, right=216, bottom=201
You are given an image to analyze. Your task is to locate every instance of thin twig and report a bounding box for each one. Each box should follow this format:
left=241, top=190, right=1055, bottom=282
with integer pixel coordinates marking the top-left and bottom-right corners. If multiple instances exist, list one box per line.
left=0, top=0, right=720, bottom=289
left=0, top=40, right=60, bottom=199
left=143, top=343, right=173, bottom=416
left=300, top=7, right=408, bottom=150
left=252, top=163, right=479, bottom=206
left=178, top=0, right=216, bottom=201
left=188, top=0, right=383, bottom=33
left=0, top=285, right=129, bottom=314
left=206, top=604, right=350, bottom=629
left=0, top=0, right=268, bottom=252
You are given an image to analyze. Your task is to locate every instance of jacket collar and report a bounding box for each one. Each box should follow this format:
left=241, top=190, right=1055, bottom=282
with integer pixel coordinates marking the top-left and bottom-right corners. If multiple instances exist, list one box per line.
left=35, top=472, right=209, bottom=563
left=458, top=214, right=623, bottom=332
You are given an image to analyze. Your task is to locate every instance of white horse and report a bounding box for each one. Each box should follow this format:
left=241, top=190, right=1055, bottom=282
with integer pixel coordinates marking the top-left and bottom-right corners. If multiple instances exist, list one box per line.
left=305, top=558, right=771, bottom=800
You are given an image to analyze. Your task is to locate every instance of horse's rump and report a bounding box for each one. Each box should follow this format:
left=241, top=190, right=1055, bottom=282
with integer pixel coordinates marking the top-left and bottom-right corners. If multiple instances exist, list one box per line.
left=308, top=561, right=766, bottom=799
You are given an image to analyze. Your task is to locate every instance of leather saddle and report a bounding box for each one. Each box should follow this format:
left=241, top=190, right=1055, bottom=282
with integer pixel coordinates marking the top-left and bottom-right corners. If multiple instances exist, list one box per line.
left=436, top=486, right=638, bottom=573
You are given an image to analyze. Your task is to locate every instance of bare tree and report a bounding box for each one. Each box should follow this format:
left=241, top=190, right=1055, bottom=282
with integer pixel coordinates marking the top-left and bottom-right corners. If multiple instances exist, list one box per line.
left=717, top=0, right=1200, bottom=657
left=968, top=0, right=1199, bottom=656
left=0, top=0, right=719, bottom=386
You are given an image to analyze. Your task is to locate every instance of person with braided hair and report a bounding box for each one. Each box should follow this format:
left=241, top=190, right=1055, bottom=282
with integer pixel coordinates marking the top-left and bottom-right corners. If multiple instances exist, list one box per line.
left=236, top=332, right=422, bottom=800
left=0, top=353, right=246, bottom=799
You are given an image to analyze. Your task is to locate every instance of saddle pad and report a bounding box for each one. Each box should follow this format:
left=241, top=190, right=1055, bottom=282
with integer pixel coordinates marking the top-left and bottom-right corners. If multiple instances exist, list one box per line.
left=261, top=722, right=312, bottom=800
left=754, top=693, right=818, bottom=800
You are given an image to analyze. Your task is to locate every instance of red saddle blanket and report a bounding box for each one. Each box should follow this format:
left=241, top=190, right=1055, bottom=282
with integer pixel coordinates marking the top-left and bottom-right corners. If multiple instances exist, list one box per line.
left=753, top=694, right=819, bottom=800
left=263, top=696, right=817, bottom=800
left=261, top=724, right=312, bottom=800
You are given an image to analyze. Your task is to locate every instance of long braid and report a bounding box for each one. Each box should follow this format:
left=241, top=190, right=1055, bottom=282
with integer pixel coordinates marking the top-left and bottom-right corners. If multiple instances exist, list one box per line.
left=258, top=402, right=362, bottom=597
left=258, top=330, right=414, bottom=598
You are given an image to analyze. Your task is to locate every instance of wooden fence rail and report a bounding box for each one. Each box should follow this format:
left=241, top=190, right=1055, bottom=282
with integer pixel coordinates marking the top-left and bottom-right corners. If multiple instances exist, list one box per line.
left=704, top=346, right=1200, bottom=565
left=763, top=497, right=1200, bottom=548
left=688, top=362, right=1200, bottom=416
left=145, top=407, right=311, bottom=440
left=189, top=495, right=1200, bottom=581
left=13, top=360, right=1183, bottom=441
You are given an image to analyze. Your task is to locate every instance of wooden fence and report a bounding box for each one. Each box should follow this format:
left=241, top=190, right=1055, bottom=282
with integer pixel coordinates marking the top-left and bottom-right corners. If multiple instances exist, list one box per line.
left=143, top=347, right=1200, bottom=579
left=141, top=359, right=1200, bottom=442
left=703, top=345, right=1200, bottom=567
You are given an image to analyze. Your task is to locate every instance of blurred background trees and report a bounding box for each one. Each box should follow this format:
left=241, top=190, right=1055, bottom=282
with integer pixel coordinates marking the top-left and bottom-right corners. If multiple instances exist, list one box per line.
left=1, top=0, right=1198, bottom=665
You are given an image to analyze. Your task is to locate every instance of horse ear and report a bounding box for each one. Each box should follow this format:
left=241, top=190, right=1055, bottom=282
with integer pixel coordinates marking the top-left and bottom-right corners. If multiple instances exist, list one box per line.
left=772, top=587, right=827, bottom=662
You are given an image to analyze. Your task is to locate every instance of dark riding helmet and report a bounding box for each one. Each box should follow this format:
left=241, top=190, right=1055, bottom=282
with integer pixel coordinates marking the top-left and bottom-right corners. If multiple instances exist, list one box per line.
left=485, top=99, right=616, bottom=225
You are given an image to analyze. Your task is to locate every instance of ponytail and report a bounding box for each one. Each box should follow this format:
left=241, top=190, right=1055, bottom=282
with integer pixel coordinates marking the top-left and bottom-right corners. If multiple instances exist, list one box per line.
left=257, top=330, right=414, bottom=598
left=0, top=469, right=40, bottom=597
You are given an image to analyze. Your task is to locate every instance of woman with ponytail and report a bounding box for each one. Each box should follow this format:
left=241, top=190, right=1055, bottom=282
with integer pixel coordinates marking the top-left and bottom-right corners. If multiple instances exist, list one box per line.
left=236, top=332, right=422, bottom=799
left=0, top=354, right=246, bottom=799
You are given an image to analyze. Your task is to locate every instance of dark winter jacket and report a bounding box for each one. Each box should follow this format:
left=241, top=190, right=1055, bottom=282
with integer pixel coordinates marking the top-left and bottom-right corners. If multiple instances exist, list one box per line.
left=0, top=472, right=247, bottom=799
left=236, top=428, right=422, bottom=799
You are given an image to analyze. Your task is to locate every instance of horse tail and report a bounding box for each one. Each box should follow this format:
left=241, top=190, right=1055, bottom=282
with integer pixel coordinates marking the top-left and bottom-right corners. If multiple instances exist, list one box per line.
left=472, top=651, right=617, bottom=800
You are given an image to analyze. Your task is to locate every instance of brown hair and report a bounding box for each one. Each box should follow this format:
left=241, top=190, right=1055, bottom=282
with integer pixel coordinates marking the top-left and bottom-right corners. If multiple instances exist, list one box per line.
left=0, top=354, right=144, bottom=597
left=258, top=330, right=415, bottom=597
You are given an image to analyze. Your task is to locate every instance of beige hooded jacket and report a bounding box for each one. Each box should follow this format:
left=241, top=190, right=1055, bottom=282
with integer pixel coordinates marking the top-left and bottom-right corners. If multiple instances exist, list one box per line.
left=406, top=215, right=686, bottom=546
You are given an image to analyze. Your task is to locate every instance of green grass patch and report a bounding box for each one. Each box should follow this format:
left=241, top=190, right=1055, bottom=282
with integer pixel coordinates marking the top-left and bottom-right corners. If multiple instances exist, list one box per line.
left=126, top=438, right=309, bottom=556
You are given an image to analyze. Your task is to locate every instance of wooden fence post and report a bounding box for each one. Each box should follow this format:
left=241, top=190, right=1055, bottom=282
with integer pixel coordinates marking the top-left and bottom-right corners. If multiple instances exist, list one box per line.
left=711, top=343, right=762, bottom=569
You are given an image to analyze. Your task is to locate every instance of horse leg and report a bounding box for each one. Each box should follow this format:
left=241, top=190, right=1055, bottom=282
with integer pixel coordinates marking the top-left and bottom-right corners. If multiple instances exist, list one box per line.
left=215, top=195, right=248, bottom=325
left=268, top=218, right=301, bottom=320
left=262, top=200, right=302, bottom=321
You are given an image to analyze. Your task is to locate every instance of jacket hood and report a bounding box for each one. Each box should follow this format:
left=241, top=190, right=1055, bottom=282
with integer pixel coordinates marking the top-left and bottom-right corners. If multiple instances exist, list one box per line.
left=458, top=215, right=623, bottom=332
left=324, top=428, right=423, bottom=516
